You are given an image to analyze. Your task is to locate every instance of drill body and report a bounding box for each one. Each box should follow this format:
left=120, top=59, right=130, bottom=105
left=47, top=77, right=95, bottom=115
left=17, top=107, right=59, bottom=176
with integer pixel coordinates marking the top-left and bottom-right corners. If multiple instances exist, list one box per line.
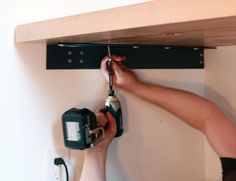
left=103, top=95, right=123, bottom=137
left=62, top=108, right=104, bottom=150
left=62, top=97, right=123, bottom=150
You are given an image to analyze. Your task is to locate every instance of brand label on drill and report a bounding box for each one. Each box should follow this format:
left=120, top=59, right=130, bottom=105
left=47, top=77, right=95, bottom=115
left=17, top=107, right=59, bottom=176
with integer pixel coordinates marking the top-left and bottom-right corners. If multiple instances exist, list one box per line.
left=66, top=122, right=81, bottom=141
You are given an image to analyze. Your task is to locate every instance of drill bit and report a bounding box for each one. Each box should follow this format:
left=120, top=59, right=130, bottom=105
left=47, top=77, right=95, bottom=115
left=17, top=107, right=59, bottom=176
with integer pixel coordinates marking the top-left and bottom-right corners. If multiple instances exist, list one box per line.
left=107, top=45, right=114, bottom=96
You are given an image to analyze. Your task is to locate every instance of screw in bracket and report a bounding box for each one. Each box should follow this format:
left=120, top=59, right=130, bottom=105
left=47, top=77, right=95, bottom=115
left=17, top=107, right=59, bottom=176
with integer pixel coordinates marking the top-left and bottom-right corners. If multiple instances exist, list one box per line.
left=79, top=59, right=84, bottom=64
left=67, top=59, right=73, bottom=63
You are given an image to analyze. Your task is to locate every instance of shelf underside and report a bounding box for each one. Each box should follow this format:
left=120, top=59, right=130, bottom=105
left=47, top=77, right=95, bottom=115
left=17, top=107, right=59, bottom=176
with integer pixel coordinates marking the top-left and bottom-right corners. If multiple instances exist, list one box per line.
left=16, top=1, right=236, bottom=46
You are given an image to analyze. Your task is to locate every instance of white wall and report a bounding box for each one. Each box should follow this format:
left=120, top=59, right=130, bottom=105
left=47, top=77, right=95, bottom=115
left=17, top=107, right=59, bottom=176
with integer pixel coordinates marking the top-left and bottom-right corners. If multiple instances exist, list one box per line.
left=106, top=70, right=205, bottom=181
left=0, top=1, right=211, bottom=181
left=204, top=46, right=236, bottom=181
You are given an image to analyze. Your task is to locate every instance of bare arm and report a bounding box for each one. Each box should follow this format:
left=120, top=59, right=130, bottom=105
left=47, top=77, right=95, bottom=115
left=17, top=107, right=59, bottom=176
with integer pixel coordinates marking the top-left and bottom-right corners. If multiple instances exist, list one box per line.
left=101, top=56, right=236, bottom=158
left=80, top=112, right=117, bottom=181
left=130, top=81, right=236, bottom=157
left=80, top=150, right=107, bottom=181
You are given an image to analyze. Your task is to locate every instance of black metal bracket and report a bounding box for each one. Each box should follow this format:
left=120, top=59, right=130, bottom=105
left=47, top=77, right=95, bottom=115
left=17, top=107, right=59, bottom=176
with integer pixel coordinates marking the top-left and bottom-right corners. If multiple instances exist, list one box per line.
left=46, top=43, right=204, bottom=69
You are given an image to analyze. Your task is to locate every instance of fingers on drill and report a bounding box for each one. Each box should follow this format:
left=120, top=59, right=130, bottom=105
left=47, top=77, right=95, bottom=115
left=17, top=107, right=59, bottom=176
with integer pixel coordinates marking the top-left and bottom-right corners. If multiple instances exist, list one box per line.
left=100, top=58, right=109, bottom=81
left=96, top=106, right=117, bottom=137
left=101, top=55, right=125, bottom=86
left=95, top=112, right=108, bottom=127
left=101, top=55, right=125, bottom=71
left=112, top=61, right=124, bottom=77
left=106, top=112, right=117, bottom=136
left=111, top=55, right=126, bottom=62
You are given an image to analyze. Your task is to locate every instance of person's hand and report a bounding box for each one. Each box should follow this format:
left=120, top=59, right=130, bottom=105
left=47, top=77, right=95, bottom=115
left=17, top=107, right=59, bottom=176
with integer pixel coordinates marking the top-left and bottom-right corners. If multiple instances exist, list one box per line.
left=80, top=107, right=116, bottom=181
left=100, top=55, right=139, bottom=91
left=86, top=107, right=117, bottom=153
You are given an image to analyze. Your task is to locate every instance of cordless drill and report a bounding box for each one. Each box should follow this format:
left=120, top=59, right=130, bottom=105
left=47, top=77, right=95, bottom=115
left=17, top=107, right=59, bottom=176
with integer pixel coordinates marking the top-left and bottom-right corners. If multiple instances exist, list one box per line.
left=62, top=46, right=123, bottom=150
left=102, top=45, right=123, bottom=137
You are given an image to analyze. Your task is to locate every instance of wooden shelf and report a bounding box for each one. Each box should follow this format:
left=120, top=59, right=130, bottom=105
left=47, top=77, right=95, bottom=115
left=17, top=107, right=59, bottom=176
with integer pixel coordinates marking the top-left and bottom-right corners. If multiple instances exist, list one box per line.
left=15, top=1, right=236, bottom=46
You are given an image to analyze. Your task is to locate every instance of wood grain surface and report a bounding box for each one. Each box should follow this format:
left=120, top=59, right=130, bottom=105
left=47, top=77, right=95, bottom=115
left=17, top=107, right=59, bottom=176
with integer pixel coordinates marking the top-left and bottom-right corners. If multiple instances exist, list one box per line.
left=15, top=0, right=236, bottom=46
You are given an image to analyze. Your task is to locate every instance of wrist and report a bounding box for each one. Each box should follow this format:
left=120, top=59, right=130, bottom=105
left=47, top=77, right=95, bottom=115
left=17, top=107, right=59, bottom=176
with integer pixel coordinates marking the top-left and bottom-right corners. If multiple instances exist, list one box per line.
left=84, top=149, right=107, bottom=165
left=81, top=147, right=107, bottom=181
left=85, top=146, right=108, bottom=156
left=123, top=80, right=144, bottom=93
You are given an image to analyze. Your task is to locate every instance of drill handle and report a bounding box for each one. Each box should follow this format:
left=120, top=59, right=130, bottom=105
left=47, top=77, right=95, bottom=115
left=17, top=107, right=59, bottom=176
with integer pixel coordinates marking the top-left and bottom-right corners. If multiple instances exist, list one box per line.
left=101, top=106, right=123, bottom=137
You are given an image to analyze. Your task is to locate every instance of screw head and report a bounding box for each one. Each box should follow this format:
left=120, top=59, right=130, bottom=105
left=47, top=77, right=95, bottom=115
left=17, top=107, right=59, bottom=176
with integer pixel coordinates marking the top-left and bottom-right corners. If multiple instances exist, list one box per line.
left=79, top=59, right=84, bottom=64
left=67, top=59, right=72, bottom=63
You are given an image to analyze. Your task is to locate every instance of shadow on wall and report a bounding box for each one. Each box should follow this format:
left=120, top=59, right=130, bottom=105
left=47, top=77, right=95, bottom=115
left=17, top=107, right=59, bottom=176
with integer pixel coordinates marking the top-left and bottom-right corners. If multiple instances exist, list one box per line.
left=205, top=86, right=236, bottom=124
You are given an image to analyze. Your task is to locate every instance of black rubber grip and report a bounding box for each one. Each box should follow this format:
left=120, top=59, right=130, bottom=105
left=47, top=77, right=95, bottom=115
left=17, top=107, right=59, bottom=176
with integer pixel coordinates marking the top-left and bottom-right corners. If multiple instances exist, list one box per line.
left=101, top=106, right=123, bottom=137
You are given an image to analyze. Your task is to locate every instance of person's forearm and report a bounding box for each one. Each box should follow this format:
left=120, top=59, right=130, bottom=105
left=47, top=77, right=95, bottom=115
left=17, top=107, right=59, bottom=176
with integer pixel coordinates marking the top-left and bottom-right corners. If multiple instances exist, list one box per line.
left=80, top=150, right=107, bottom=181
left=129, top=81, right=236, bottom=157
left=129, top=81, right=219, bottom=131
